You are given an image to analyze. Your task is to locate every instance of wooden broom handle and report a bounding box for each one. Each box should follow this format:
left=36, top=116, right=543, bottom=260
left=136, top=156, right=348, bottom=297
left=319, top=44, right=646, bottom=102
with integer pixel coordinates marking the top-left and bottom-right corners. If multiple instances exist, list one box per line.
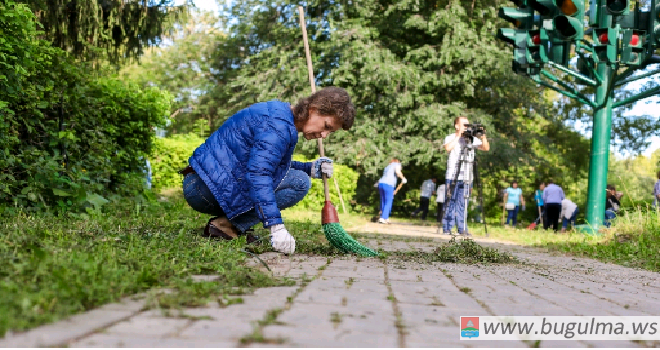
left=298, top=6, right=331, bottom=202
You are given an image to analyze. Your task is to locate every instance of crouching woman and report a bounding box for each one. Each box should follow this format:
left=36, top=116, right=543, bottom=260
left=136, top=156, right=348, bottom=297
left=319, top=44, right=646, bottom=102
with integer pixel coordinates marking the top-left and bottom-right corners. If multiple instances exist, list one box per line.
left=180, top=87, right=355, bottom=254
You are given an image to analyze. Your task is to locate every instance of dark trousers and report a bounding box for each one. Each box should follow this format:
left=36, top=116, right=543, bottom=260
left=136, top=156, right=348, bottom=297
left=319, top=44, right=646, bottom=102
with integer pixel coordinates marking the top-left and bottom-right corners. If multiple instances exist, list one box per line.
left=544, top=203, right=561, bottom=232
left=436, top=202, right=444, bottom=223
left=412, top=196, right=431, bottom=220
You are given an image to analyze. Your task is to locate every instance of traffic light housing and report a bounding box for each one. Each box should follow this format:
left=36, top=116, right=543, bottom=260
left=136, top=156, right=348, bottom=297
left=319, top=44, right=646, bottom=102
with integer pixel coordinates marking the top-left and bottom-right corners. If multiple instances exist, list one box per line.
left=621, top=29, right=645, bottom=65
left=605, top=0, right=629, bottom=16
left=526, top=29, right=550, bottom=64
left=552, top=0, right=585, bottom=41
left=527, top=0, right=559, bottom=17
left=499, top=7, right=535, bottom=29
left=593, top=27, right=618, bottom=63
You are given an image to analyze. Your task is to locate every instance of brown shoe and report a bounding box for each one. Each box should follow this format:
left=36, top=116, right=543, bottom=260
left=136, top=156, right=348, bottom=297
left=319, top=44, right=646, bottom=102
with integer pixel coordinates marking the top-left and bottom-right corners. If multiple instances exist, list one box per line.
left=203, top=216, right=240, bottom=240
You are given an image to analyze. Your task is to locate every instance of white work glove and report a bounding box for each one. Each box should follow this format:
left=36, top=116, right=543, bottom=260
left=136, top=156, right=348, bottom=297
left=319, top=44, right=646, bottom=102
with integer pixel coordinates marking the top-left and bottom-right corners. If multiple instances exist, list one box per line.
left=401, top=177, right=407, bottom=184
left=311, top=157, right=333, bottom=179
left=269, top=224, right=295, bottom=254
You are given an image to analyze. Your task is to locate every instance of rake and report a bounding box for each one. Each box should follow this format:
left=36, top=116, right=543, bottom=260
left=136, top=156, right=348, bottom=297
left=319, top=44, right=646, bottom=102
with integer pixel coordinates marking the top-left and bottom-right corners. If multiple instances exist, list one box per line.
left=297, top=6, right=378, bottom=257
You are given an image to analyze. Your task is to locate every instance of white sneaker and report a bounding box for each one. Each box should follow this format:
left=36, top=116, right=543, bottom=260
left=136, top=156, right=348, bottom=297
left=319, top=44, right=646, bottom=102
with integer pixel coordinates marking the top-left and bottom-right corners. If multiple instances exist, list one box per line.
left=378, top=218, right=387, bottom=224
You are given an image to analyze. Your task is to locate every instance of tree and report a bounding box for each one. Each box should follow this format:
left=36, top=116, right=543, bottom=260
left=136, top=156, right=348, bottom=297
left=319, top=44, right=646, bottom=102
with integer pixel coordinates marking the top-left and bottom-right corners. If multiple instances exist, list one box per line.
left=17, top=0, right=189, bottom=65
left=205, top=0, right=590, bottom=217
left=119, top=8, right=225, bottom=134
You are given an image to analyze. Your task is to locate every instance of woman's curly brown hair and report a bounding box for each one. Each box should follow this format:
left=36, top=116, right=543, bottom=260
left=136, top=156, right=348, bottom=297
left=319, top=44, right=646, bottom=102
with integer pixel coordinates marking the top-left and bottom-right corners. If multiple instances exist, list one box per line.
left=292, top=87, right=355, bottom=131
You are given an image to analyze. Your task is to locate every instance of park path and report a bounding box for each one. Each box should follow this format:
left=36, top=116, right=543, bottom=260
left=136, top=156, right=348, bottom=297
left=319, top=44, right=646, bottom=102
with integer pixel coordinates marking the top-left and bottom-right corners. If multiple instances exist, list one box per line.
left=2, top=223, right=660, bottom=348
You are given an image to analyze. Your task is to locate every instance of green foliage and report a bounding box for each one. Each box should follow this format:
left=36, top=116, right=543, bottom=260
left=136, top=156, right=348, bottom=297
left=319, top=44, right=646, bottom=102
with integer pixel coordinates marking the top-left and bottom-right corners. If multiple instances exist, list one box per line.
left=0, top=1, right=172, bottom=214
left=289, top=155, right=360, bottom=213
left=16, top=0, right=189, bottom=65
left=119, top=9, right=227, bottom=134
left=150, top=133, right=205, bottom=190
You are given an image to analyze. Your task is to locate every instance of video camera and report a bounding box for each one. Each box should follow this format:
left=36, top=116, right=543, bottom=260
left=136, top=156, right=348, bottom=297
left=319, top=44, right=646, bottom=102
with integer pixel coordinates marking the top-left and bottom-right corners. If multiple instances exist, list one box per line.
left=462, top=123, right=485, bottom=141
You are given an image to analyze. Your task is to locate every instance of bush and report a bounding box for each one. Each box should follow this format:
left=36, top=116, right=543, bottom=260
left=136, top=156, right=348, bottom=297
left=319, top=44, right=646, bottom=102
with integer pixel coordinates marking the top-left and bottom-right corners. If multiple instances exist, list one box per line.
left=289, top=154, right=360, bottom=213
left=150, top=133, right=205, bottom=190
left=0, top=1, right=172, bottom=214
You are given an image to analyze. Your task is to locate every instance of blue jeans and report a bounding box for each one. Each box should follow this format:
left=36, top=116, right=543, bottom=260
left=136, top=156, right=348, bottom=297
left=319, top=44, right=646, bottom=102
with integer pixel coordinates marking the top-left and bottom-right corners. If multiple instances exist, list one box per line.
left=562, top=207, right=579, bottom=230
left=443, top=180, right=467, bottom=234
left=379, top=183, right=394, bottom=220
left=604, top=210, right=616, bottom=228
left=182, top=169, right=310, bottom=233
left=506, top=205, right=519, bottom=226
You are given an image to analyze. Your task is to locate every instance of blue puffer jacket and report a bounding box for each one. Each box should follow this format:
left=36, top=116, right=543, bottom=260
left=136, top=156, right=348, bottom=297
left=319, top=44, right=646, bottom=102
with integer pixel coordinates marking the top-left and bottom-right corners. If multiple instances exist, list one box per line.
left=189, top=101, right=312, bottom=227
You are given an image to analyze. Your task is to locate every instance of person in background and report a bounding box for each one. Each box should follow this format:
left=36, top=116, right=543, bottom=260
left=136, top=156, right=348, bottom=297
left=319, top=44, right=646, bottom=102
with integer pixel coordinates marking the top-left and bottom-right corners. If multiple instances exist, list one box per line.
left=543, top=179, right=564, bottom=232
left=604, top=184, right=621, bottom=228
left=378, top=157, right=406, bottom=224
left=412, top=177, right=437, bottom=220
left=560, top=197, right=578, bottom=233
left=504, top=181, right=525, bottom=228
left=654, top=171, right=660, bottom=209
left=441, top=116, right=490, bottom=235
left=533, top=182, right=546, bottom=226
left=435, top=181, right=447, bottom=224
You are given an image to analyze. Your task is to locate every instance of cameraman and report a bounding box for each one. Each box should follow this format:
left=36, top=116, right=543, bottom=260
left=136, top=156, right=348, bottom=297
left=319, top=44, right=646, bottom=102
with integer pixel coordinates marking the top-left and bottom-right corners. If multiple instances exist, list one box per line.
left=441, top=116, right=490, bottom=235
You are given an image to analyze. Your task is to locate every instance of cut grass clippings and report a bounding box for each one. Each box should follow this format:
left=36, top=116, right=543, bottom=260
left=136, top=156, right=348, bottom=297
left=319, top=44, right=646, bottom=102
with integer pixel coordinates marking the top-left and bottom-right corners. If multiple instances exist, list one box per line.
left=382, top=237, right=518, bottom=264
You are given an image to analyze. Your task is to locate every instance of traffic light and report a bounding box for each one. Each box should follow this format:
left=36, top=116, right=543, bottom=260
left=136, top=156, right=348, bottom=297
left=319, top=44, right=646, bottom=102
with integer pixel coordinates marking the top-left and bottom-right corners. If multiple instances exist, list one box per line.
left=527, top=0, right=558, bottom=17
left=526, top=29, right=549, bottom=64
left=621, top=29, right=645, bottom=65
left=552, top=0, right=585, bottom=40
left=499, top=4, right=535, bottom=30
left=605, top=0, right=629, bottom=16
left=593, top=27, right=618, bottom=63
left=497, top=2, right=537, bottom=76
left=498, top=28, right=532, bottom=74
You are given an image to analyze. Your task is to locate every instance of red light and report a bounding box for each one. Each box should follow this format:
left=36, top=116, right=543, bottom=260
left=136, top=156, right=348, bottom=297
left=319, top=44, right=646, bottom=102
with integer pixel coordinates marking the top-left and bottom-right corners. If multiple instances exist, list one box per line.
left=630, top=34, right=639, bottom=46
left=533, top=34, right=541, bottom=45
left=599, top=33, right=608, bottom=44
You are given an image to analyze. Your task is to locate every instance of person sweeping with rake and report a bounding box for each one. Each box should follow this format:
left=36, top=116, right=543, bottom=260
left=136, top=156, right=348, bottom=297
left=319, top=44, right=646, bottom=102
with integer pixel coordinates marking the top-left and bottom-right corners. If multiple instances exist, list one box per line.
left=180, top=87, right=354, bottom=254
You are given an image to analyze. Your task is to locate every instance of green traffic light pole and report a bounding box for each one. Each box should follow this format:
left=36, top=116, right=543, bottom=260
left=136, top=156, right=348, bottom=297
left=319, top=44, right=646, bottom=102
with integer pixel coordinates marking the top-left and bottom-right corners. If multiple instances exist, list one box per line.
left=531, top=1, right=660, bottom=234
left=583, top=56, right=614, bottom=232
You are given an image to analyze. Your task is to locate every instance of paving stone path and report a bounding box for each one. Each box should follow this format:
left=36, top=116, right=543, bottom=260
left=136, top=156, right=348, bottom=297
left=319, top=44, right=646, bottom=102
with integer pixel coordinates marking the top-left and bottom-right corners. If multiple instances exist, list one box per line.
left=2, top=223, right=660, bottom=348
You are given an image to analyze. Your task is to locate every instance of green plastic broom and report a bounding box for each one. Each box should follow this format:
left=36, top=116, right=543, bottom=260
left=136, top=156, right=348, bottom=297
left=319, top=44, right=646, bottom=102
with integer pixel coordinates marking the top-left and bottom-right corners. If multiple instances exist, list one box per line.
left=298, top=6, right=378, bottom=257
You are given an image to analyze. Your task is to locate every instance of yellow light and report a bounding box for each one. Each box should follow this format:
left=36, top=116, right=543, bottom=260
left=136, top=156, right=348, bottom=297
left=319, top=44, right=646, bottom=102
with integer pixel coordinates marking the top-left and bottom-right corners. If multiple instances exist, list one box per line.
left=560, top=0, right=578, bottom=16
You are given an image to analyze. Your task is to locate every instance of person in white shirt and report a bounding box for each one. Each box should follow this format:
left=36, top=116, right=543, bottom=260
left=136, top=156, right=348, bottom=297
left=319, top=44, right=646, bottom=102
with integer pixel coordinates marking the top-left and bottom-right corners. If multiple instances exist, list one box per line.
left=412, top=177, right=437, bottom=220
left=560, top=198, right=578, bottom=233
left=435, top=182, right=446, bottom=223
left=377, top=157, right=406, bottom=224
left=441, top=116, right=490, bottom=235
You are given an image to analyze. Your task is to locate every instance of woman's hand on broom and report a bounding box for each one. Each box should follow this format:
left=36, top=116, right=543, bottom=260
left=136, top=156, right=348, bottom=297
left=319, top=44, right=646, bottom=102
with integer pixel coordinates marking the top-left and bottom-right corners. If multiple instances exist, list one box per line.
left=270, top=224, right=295, bottom=254
left=312, top=157, right=333, bottom=179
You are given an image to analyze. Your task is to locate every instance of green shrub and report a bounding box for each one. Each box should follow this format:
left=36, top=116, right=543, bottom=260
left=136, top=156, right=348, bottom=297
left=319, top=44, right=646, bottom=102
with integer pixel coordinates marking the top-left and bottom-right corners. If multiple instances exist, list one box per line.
left=150, top=133, right=205, bottom=190
left=289, top=154, right=360, bottom=213
left=0, top=1, right=172, bottom=214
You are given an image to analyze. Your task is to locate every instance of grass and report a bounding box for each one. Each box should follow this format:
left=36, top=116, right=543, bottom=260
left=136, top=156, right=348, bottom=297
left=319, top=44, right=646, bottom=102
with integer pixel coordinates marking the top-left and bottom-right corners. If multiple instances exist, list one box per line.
left=0, top=190, right=539, bottom=338
left=381, top=237, right=518, bottom=265
left=0, top=194, right=292, bottom=337
left=545, top=208, right=660, bottom=271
